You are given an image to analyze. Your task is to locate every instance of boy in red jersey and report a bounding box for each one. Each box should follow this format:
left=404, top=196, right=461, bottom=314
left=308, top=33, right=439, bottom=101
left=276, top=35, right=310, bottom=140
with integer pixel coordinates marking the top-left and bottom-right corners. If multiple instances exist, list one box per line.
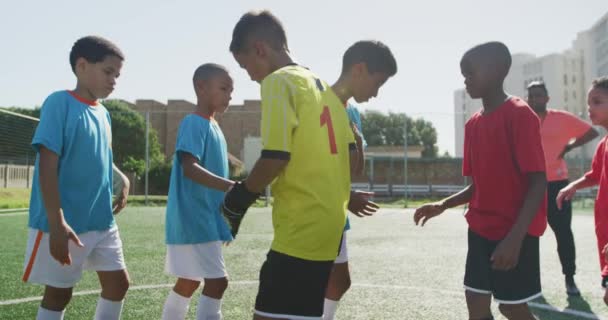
left=414, top=42, right=547, bottom=320
left=557, top=76, right=608, bottom=305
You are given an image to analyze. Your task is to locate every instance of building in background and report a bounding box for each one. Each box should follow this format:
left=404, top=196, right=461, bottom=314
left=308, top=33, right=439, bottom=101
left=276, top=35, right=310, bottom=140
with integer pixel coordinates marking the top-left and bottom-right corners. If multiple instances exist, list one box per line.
left=454, top=12, right=608, bottom=158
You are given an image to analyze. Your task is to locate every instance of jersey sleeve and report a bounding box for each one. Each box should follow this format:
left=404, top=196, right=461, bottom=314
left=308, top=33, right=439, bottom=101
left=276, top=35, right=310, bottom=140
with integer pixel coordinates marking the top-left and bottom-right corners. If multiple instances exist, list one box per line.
left=259, top=73, right=298, bottom=160
left=585, top=138, right=607, bottom=183
left=510, top=107, right=546, bottom=173
left=176, top=116, right=207, bottom=163
left=31, top=92, right=67, bottom=155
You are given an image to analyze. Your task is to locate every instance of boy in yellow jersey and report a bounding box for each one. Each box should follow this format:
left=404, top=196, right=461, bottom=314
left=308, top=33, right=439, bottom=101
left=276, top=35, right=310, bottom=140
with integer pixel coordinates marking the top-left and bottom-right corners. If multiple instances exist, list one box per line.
left=323, top=40, right=397, bottom=320
left=226, top=10, right=370, bottom=320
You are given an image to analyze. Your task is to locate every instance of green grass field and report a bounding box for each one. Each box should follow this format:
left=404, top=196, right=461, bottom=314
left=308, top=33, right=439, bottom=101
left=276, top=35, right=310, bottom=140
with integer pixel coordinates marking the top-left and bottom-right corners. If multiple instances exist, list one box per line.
left=0, top=207, right=606, bottom=319
left=0, top=186, right=599, bottom=211
left=0, top=188, right=31, bottom=209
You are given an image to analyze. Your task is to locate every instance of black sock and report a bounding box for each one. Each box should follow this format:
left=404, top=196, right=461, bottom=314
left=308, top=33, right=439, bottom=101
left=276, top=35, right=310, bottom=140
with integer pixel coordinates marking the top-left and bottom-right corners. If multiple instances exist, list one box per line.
left=566, top=275, right=575, bottom=285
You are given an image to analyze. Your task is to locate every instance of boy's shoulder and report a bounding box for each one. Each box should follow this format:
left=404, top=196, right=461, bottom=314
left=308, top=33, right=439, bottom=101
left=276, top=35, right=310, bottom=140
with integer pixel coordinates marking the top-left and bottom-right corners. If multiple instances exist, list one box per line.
left=547, top=109, right=580, bottom=122
left=262, top=64, right=320, bottom=90
left=179, top=113, right=214, bottom=132
left=504, top=96, right=534, bottom=114
left=42, top=90, right=70, bottom=108
left=489, top=96, right=538, bottom=122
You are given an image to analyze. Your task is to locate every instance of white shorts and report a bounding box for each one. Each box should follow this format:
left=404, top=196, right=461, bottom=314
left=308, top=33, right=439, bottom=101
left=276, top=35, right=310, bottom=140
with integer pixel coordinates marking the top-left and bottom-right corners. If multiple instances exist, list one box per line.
left=334, top=232, right=348, bottom=264
left=165, top=242, right=227, bottom=281
left=22, top=227, right=126, bottom=288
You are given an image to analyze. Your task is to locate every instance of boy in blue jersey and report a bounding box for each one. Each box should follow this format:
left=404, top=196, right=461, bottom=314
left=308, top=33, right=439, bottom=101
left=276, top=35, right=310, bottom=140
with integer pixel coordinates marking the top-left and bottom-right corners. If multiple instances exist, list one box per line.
left=161, top=64, right=235, bottom=320
left=22, top=36, right=128, bottom=320
left=323, top=40, right=397, bottom=320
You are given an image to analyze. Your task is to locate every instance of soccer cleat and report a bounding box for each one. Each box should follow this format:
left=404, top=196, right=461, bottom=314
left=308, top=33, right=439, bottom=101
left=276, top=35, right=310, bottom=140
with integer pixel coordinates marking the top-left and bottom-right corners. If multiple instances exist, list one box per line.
left=566, top=277, right=581, bottom=296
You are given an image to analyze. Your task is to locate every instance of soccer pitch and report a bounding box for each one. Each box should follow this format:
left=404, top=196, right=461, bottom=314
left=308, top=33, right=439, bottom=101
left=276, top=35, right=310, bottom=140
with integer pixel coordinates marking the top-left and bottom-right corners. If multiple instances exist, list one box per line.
left=0, top=207, right=606, bottom=320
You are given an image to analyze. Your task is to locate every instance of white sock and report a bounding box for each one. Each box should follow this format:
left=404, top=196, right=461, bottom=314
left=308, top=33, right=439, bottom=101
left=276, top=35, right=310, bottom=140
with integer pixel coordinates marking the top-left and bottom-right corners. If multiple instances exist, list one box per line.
left=94, top=297, right=124, bottom=320
left=162, top=290, right=192, bottom=320
left=196, top=295, right=222, bottom=320
left=323, top=298, right=340, bottom=320
left=36, top=306, right=64, bottom=320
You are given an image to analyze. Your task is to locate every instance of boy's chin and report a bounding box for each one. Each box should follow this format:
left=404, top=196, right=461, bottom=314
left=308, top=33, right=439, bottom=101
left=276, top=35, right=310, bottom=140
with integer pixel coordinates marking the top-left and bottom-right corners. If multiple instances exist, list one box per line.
left=97, top=91, right=111, bottom=100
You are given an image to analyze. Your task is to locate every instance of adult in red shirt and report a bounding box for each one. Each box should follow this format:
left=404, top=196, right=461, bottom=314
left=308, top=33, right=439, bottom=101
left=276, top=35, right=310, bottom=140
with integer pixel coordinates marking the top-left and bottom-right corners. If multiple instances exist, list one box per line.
left=557, top=77, right=608, bottom=306
left=414, top=42, right=547, bottom=320
left=526, top=81, right=598, bottom=296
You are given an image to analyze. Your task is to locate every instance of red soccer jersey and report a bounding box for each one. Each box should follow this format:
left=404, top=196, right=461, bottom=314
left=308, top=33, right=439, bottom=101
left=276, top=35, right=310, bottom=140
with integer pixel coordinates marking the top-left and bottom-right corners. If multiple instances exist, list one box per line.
left=584, top=136, right=608, bottom=277
left=463, top=97, right=547, bottom=241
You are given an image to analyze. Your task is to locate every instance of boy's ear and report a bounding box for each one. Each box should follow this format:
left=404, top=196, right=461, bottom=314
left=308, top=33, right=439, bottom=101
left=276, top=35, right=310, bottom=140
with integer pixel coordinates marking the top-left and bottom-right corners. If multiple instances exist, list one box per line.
left=253, top=40, right=267, bottom=58
left=75, top=57, right=88, bottom=74
left=194, top=79, right=207, bottom=94
left=351, top=62, right=368, bottom=78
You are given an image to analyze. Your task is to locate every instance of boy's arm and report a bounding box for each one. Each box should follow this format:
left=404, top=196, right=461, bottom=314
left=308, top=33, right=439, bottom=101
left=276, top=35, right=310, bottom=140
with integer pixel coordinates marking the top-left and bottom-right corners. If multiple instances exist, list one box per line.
left=243, top=158, right=288, bottom=193
left=112, top=164, right=130, bottom=214
left=350, top=147, right=361, bottom=176
left=181, top=153, right=234, bottom=192
left=556, top=173, right=599, bottom=209
left=559, top=127, right=599, bottom=158
left=414, top=184, right=474, bottom=226
left=39, top=147, right=83, bottom=265
left=491, top=171, right=547, bottom=271
left=352, top=126, right=365, bottom=175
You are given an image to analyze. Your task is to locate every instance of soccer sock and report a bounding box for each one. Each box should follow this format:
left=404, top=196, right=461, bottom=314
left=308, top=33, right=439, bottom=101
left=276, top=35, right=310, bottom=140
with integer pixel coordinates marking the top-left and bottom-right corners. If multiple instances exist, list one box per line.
left=196, top=295, right=222, bottom=320
left=94, top=297, right=124, bottom=320
left=36, top=306, right=64, bottom=320
left=566, top=274, right=575, bottom=285
left=162, top=290, right=192, bottom=320
left=323, top=298, right=339, bottom=320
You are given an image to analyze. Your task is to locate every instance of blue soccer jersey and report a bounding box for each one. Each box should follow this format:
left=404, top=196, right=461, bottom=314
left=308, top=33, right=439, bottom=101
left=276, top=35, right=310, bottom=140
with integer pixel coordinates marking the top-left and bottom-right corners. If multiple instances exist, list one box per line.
left=346, top=103, right=367, bottom=148
left=165, top=114, right=232, bottom=244
left=345, top=103, right=367, bottom=231
left=29, top=91, right=114, bottom=234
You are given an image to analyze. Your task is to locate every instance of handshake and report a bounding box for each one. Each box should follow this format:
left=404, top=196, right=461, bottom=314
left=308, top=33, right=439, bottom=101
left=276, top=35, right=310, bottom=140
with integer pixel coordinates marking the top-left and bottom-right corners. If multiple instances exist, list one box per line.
left=221, top=181, right=260, bottom=238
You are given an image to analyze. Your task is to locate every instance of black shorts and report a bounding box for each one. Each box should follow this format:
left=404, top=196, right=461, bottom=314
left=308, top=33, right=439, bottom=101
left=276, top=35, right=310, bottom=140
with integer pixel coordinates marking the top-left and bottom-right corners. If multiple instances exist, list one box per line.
left=464, top=229, right=542, bottom=304
left=254, top=250, right=334, bottom=319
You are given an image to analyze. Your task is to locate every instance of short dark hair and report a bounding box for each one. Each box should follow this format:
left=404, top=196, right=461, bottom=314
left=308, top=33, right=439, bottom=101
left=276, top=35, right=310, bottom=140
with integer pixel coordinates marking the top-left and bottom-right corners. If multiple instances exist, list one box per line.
left=342, top=40, right=397, bottom=77
left=193, top=63, right=229, bottom=83
left=464, top=41, right=512, bottom=75
left=229, top=10, right=288, bottom=54
left=592, top=76, right=608, bottom=93
left=527, top=81, right=548, bottom=95
left=69, top=36, right=124, bottom=73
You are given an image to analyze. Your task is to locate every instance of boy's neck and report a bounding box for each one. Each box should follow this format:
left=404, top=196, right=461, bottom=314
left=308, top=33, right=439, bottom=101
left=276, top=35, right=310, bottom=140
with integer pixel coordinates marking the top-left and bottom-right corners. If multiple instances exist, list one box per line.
left=195, top=102, right=215, bottom=120
left=269, top=51, right=295, bottom=74
left=331, top=76, right=352, bottom=104
left=73, top=84, right=98, bottom=102
left=481, top=87, right=509, bottom=113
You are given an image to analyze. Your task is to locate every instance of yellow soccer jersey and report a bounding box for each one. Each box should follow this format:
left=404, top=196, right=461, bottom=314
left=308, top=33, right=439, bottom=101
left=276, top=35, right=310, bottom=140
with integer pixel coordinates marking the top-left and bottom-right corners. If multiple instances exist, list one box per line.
left=260, top=64, right=355, bottom=261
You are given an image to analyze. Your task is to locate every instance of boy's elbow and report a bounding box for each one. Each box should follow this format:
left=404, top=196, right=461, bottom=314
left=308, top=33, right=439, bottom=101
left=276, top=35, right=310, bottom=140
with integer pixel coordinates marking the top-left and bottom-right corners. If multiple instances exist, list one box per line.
left=531, top=172, right=547, bottom=188
left=123, top=176, right=131, bottom=189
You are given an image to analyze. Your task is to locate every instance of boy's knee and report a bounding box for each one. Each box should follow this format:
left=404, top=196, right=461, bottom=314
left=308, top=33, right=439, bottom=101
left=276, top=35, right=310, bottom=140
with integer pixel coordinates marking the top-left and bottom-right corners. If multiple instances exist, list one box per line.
left=339, top=273, right=351, bottom=292
left=116, top=276, right=130, bottom=295
left=498, top=303, right=527, bottom=318
left=203, top=277, right=228, bottom=298
left=42, top=286, right=73, bottom=311
left=101, top=274, right=130, bottom=300
left=215, top=278, right=229, bottom=292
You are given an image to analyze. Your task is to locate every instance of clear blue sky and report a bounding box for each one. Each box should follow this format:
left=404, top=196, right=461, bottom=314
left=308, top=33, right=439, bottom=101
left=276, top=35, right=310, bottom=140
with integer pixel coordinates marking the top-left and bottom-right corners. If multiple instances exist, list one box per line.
left=1, top=0, right=607, bottom=155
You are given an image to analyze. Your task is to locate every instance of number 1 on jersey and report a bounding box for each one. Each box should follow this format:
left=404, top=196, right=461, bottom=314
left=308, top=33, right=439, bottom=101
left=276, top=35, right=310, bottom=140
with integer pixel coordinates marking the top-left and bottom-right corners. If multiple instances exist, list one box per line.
left=320, top=106, right=338, bottom=154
